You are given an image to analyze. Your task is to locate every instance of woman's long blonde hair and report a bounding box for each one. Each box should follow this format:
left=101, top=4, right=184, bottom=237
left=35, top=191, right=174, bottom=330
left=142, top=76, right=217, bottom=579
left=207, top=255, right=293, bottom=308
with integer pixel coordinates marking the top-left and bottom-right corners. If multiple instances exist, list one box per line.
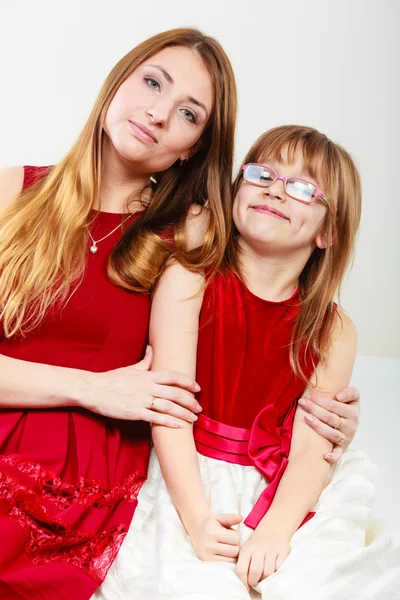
left=0, top=28, right=237, bottom=337
left=225, top=125, right=362, bottom=379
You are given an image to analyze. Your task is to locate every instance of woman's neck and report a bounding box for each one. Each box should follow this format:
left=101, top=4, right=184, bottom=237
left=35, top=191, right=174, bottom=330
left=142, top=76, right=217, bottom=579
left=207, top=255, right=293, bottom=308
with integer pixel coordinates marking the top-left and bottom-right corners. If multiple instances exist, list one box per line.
left=237, top=238, right=311, bottom=302
left=97, top=138, right=151, bottom=213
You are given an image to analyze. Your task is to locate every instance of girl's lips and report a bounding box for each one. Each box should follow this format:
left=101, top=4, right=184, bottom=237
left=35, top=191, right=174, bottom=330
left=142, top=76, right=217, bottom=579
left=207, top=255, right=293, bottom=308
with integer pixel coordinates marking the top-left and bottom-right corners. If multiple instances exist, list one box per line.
left=250, top=205, right=289, bottom=220
left=128, top=121, right=158, bottom=144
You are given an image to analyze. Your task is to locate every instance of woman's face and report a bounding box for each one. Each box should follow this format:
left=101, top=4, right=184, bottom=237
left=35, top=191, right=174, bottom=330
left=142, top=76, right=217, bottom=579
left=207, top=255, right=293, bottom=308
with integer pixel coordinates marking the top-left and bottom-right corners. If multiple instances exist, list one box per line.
left=233, top=146, right=329, bottom=256
left=104, top=46, right=213, bottom=174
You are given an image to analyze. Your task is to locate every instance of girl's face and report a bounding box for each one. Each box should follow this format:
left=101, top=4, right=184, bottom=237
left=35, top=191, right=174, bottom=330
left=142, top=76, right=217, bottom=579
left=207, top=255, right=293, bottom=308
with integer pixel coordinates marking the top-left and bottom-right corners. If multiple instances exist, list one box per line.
left=233, top=146, right=329, bottom=256
left=104, top=46, right=213, bottom=174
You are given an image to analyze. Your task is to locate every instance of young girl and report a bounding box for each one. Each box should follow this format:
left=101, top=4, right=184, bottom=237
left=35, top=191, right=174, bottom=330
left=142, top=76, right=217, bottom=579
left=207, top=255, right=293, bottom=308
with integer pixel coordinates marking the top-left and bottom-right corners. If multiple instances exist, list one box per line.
left=99, top=125, right=399, bottom=599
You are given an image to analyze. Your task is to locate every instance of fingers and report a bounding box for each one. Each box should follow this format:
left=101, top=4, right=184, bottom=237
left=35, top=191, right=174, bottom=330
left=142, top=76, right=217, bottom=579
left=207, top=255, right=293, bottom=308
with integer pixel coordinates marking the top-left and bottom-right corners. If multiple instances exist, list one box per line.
left=152, top=383, right=202, bottom=413
left=298, top=397, right=347, bottom=428
left=215, top=542, right=240, bottom=559
left=216, top=526, right=240, bottom=547
left=215, top=513, right=243, bottom=528
left=141, top=408, right=184, bottom=429
left=299, top=394, right=353, bottom=420
left=275, top=547, right=290, bottom=571
left=236, top=552, right=250, bottom=590
left=335, top=386, right=360, bottom=403
left=213, top=554, right=237, bottom=563
left=152, top=369, right=201, bottom=395
left=132, top=345, right=153, bottom=371
left=323, top=445, right=344, bottom=464
left=299, top=394, right=358, bottom=443
left=260, top=554, right=277, bottom=582
left=149, top=397, right=199, bottom=424
left=247, top=555, right=264, bottom=587
left=303, top=414, right=347, bottom=446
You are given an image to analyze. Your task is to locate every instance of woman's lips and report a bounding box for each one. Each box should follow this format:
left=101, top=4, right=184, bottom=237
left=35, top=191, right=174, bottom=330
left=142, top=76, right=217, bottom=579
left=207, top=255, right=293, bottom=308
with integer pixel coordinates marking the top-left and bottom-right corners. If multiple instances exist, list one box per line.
left=128, top=121, right=158, bottom=144
left=250, top=205, right=289, bottom=220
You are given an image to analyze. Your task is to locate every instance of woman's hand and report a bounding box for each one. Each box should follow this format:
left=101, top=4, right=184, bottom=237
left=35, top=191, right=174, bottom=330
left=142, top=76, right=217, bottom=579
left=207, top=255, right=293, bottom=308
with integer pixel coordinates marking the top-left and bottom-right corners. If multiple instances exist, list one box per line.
left=298, top=386, right=360, bottom=463
left=82, top=346, right=202, bottom=427
left=187, top=513, right=242, bottom=563
left=236, top=524, right=291, bottom=589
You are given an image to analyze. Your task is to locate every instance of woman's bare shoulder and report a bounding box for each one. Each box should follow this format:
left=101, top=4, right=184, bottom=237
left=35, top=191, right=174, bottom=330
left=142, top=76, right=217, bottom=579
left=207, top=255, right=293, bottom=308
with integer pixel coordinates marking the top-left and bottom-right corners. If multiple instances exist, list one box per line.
left=0, top=166, right=24, bottom=214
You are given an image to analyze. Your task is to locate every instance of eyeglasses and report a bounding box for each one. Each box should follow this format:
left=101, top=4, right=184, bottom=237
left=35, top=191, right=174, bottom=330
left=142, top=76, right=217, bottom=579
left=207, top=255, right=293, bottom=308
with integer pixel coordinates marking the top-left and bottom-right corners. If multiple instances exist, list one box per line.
left=242, top=163, right=328, bottom=205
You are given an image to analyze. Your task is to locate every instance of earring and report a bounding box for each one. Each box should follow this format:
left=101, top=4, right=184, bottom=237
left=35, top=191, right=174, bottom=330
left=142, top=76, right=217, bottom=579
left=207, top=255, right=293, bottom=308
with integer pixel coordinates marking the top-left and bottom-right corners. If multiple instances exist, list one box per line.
left=149, top=175, right=157, bottom=184
left=179, top=158, right=188, bottom=166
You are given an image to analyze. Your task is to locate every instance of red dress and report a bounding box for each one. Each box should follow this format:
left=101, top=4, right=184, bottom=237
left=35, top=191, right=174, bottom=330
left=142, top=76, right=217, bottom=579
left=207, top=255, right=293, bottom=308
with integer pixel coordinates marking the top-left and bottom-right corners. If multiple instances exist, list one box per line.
left=193, top=272, right=315, bottom=528
left=0, top=167, right=151, bottom=599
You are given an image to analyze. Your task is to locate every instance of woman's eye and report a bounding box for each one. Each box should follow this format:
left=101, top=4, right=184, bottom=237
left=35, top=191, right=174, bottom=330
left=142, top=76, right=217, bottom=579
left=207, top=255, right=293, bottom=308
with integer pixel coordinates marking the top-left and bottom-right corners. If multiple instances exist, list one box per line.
left=145, top=78, right=160, bottom=91
left=180, top=109, right=196, bottom=124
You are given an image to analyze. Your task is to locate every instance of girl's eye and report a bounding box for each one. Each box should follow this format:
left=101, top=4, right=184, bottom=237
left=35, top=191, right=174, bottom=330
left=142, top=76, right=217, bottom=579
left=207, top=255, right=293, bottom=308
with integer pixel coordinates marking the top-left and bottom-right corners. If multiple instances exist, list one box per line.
left=180, top=108, right=197, bottom=124
left=145, top=78, right=160, bottom=91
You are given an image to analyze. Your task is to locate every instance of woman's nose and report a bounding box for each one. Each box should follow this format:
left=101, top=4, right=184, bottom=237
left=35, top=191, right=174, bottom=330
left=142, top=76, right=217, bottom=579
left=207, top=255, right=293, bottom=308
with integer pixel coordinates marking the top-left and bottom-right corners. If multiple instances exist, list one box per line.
left=146, top=100, right=172, bottom=127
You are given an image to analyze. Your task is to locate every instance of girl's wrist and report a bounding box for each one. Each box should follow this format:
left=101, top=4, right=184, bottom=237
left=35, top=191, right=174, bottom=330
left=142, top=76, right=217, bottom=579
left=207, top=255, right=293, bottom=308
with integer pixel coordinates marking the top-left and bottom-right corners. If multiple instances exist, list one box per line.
left=257, top=511, right=296, bottom=540
left=182, top=507, right=212, bottom=536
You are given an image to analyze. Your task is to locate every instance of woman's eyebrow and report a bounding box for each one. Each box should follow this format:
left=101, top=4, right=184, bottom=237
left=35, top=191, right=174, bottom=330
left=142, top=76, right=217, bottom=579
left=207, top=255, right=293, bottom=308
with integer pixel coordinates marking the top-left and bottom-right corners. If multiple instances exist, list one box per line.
left=147, top=64, right=174, bottom=84
left=186, top=96, right=208, bottom=117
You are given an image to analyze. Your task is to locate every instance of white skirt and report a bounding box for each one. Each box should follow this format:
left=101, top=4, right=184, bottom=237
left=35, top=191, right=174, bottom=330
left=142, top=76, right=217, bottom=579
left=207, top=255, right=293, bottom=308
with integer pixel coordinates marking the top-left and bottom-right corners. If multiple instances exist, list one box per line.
left=94, top=448, right=400, bottom=600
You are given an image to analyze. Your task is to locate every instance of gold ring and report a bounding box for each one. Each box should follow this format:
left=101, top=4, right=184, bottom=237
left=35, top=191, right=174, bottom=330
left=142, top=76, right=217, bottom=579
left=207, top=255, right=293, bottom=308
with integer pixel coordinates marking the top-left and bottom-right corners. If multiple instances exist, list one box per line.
left=338, top=431, right=345, bottom=445
left=149, top=397, right=156, bottom=411
left=333, top=416, right=343, bottom=430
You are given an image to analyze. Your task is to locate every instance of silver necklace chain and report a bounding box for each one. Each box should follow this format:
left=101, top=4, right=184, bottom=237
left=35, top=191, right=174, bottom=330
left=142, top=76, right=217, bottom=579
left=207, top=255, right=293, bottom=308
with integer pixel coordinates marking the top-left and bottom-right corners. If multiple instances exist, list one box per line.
left=87, top=208, right=140, bottom=254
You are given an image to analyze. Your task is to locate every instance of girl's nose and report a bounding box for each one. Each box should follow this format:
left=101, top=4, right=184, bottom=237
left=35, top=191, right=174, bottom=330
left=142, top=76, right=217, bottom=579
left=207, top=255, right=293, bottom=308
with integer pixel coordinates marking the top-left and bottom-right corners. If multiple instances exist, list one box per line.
left=264, top=178, right=286, bottom=201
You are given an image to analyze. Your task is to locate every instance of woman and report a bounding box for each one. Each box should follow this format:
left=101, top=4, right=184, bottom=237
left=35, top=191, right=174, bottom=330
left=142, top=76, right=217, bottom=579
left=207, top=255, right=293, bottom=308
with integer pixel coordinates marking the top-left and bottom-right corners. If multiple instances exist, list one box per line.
left=0, top=28, right=360, bottom=600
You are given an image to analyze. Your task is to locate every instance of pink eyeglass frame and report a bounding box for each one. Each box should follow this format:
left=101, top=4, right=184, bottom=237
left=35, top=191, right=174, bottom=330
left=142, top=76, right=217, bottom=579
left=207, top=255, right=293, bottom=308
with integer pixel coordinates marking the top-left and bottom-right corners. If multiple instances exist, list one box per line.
left=242, top=163, right=329, bottom=205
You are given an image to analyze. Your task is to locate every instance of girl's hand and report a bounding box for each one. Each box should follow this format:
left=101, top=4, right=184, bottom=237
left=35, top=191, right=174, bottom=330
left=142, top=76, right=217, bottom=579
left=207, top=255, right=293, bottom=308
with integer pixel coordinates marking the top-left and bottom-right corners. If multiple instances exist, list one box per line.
left=82, top=346, right=202, bottom=427
left=188, top=513, right=242, bottom=562
left=236, top=525, right=291, bottom=589
left=298, top=386, right=360, bottom=463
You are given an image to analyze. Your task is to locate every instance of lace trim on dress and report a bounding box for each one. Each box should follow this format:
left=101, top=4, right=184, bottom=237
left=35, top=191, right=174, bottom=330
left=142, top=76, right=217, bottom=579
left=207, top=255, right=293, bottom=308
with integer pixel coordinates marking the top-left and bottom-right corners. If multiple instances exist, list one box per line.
left=0, top=455, right=147, bottom=583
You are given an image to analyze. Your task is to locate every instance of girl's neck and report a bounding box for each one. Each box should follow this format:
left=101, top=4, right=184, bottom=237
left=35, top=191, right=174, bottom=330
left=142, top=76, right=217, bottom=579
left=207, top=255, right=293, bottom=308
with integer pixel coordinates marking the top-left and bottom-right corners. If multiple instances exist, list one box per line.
left=97, top=138, right=151, bottom=213
left=237, top=238, right=311, bottom=302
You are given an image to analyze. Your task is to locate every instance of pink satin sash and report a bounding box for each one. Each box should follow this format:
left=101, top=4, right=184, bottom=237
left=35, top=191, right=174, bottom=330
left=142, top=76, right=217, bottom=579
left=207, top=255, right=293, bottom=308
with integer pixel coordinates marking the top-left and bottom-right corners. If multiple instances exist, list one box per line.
left=193, top=406, right=315, bottom=529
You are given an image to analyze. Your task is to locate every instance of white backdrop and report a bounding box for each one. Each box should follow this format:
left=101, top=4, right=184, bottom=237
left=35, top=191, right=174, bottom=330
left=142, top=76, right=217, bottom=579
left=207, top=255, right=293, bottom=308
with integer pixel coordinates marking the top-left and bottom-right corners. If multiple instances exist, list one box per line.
left=0, top=0, right=399, bottom=525
left=0, top=0, right=399, bottom=357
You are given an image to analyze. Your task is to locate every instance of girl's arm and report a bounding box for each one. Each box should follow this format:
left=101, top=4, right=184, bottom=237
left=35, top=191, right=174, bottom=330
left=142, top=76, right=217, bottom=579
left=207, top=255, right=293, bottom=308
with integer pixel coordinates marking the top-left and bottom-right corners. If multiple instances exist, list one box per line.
left=150, top=263, right=242, bottom=561
left=237, top=311, right=357, bottom=588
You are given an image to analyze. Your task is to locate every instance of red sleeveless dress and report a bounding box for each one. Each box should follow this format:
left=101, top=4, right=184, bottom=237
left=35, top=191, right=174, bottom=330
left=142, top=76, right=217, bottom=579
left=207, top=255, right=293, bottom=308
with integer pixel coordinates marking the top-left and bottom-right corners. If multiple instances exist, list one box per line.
left=0, top=167, right=151, bottom=599
left=193, top=272, right=316, bottom=528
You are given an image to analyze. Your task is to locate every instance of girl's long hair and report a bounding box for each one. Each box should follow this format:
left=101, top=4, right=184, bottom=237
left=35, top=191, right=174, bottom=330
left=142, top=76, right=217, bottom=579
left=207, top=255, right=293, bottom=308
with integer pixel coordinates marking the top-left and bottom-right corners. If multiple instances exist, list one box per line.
left=0, top=28, right=237, bottom=337
left=225, top=125, right=362, bottom=379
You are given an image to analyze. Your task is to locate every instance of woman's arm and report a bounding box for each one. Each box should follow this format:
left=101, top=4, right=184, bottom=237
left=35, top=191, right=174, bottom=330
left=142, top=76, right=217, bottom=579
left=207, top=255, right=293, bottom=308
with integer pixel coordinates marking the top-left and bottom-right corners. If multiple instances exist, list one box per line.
left=150, top=263, right=241, bottom=561
left=0, top=349, right=201, bottom=426
left=236, top=311, right=357, bottom=588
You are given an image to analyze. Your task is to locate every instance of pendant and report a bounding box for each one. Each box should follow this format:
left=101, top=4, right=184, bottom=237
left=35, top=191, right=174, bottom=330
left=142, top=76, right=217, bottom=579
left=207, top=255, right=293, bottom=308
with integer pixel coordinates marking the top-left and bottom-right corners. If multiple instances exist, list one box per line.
left=90, top=243, right=98, bottom=254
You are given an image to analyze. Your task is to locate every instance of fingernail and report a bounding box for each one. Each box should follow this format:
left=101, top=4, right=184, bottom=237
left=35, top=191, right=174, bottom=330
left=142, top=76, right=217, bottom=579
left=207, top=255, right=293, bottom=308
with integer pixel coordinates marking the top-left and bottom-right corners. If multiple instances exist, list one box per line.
left=190, top=414, right=198, bottom=422
left=304, top=393, right=312, bottom=400
left=305, top=415, right=313, bottom=423
left=196, top=404, right=202, bottom=412
left=172, top=421, right=183, bottom=428
left=324, top=453, right=332, bottom=461
left=298, top=398, right=306, bottom=407
left=336, top=392, right=347, bottom=401
left=194, top=384, right=201, bottom=392
left=145, top=345, right=151, bottom=356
